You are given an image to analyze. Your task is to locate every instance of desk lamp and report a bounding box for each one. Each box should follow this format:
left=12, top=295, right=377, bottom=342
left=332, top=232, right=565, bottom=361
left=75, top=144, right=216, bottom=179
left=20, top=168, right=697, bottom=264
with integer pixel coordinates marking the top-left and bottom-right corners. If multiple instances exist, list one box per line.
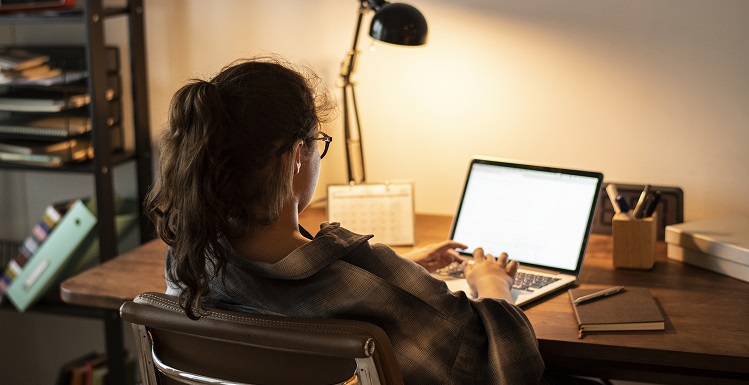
left=339, top=0, right=428, bottom=183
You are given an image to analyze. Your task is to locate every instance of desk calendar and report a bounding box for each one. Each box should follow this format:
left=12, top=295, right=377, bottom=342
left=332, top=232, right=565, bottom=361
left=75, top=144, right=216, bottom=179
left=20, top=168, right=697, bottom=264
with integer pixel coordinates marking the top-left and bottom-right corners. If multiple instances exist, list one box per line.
left=327, top=182, right=415, bottom=245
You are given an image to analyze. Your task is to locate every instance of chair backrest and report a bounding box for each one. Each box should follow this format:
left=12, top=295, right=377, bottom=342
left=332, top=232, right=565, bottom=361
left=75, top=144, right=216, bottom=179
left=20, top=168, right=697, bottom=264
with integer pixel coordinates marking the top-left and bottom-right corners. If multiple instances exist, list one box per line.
left=120, top=292, right=404, bottom=385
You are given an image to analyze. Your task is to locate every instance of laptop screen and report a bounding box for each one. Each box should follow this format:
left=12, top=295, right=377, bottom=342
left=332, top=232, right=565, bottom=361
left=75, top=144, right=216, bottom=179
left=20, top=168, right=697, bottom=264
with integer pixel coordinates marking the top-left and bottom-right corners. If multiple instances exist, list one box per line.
left=449, top=158, right=603, bottom=275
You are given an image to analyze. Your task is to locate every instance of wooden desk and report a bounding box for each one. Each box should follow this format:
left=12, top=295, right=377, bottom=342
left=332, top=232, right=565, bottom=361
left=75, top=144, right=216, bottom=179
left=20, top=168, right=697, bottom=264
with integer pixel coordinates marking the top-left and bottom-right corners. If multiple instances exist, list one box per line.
left=61, top=209, right=749, bottom=384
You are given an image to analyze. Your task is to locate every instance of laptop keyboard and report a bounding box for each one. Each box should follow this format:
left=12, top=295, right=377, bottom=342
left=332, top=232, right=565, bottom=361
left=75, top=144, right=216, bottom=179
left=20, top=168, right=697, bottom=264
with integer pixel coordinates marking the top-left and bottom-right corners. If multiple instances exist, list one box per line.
left=512, top=272, right=561, bottom=291
left=434, top=262, right=561, bottom=291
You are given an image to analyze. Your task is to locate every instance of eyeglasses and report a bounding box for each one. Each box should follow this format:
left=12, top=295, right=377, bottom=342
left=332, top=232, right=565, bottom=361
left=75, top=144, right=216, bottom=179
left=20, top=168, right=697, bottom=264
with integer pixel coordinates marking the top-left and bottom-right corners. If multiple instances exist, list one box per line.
left=275, top=132, right=333, bottom=159
left=309, top=132, right=333, bottom=159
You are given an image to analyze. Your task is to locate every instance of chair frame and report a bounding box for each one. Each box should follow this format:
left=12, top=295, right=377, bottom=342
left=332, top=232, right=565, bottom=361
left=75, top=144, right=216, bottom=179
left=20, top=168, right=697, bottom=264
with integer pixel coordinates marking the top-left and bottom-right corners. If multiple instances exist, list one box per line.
left=120, top=292, right=404, bottom=385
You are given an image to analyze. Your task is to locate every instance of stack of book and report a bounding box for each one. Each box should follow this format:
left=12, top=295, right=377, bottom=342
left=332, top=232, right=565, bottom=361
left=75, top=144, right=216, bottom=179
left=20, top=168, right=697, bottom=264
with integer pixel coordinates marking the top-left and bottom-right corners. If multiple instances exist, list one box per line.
left=56, top=351, right=110, bottom=385
left=0, top=48, right=63, bottom=85
left=0, top=46, right=122, bottom=166
left=666, top=216, right=749, bottom=283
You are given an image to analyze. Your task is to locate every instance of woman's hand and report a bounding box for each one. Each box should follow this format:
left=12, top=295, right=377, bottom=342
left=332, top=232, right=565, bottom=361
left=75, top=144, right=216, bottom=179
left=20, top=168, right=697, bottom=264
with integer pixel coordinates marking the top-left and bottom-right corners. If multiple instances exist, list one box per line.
left=464, top=247, right=518, bottom=302
left=403, top=240, right=468, bottom=273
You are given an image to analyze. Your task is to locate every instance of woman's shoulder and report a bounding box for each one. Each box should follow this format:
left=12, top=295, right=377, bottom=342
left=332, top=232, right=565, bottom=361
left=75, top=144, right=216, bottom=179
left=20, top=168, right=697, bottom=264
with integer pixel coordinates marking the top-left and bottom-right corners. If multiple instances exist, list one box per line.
left=314, top=222, right=374, bottom=246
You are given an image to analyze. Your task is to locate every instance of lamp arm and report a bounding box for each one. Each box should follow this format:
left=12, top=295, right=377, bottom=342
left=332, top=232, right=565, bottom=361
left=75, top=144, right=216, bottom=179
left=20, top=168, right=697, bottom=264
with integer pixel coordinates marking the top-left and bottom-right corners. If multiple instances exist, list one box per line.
left=341, top=2, right=368, bottom=81
left=339, top=1, right=371, bottom=183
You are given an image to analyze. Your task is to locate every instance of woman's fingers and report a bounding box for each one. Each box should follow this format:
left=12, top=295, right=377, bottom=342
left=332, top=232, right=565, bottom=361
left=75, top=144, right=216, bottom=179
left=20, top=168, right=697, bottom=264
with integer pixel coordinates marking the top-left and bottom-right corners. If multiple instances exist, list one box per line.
left=473, top=247, right=485, bottom=262
left=507, top=259, right=519, bottom=277
left=473, top=248, right=516, bottom=277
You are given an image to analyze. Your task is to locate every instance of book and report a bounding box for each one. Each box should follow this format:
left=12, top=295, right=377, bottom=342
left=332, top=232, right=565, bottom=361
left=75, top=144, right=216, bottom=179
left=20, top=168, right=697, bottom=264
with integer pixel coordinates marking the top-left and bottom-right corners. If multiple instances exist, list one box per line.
left=55, top=351, right=106, bottom=385
left=4, top=69, right=87, bottom=86
left=568, top=287, right=665, bottom=338
left=89, top=364, right=109, bottom=385
left=55, top=351, right=134, bottom=385
left=0, top=0, right=77, bottom=13
left=0, top=151, right=83, bottom=167
left=0, top=115, right=92, bottom=139
left=0, top=48, right=49, bottom=71
left=665, top=217, right=749, bottom=283
left=55, top=351, right=100, bottom=385
left=9, top=45, right=120, bottom=74
left=0, top=137, right=92, bottom=166
left=0, top=63, right=62, bottom=83
left=0, top=92, right=90, bottom=112
left=0, top=137, right=89, bottom=155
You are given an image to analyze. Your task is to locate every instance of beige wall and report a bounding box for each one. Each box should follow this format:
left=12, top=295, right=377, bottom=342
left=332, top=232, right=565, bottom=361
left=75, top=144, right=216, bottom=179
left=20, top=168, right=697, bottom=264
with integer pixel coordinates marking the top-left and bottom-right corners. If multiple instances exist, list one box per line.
left=142, top=0, right=749, bottom=221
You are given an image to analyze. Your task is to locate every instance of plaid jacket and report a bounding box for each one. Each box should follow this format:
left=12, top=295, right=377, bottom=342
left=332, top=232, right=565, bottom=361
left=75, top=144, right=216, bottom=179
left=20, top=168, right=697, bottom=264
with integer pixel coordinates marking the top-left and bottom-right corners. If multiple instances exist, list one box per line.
left=166, top=222, right=544, bottom=384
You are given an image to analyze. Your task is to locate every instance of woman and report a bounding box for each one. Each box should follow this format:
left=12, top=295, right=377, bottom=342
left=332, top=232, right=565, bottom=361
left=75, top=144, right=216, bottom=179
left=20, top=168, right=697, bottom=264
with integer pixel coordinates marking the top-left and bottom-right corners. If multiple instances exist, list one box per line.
left=146, top=56, right=544, bottom=384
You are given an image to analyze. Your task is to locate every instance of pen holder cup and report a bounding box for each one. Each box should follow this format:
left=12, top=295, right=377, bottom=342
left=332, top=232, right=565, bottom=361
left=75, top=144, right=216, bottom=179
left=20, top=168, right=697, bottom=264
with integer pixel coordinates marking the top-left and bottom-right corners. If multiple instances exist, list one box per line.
left=612, top=212, right=657, bottom=270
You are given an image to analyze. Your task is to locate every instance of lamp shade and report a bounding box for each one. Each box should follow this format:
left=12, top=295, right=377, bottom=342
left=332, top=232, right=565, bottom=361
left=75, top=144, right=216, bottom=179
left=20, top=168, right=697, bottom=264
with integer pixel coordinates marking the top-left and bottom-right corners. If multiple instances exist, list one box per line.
left=369, top=3, right=428, bottom=46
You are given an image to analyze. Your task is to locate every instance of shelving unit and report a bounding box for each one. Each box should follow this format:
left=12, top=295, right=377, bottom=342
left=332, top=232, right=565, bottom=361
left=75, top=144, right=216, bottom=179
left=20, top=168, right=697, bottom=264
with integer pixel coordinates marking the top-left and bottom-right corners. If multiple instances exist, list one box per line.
left=0, top=1, right=152, bottom=384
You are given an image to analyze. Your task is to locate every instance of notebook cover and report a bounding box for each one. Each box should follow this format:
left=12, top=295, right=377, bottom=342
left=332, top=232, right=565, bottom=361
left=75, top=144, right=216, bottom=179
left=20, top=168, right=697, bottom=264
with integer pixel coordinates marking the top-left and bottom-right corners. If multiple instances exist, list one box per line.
left=568, top=287, right=664, bottom=337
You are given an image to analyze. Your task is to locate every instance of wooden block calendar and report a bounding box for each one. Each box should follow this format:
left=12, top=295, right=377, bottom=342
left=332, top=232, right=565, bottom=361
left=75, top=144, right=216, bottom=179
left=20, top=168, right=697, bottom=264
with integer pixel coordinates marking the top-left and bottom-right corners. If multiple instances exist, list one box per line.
left=327, top=182, right=415, bottom=245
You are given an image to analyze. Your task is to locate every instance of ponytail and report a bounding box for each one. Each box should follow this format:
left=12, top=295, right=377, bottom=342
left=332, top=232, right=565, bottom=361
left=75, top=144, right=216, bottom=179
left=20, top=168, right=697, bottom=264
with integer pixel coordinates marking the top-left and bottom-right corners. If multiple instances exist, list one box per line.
left=146, top=80, right=237, bottom=317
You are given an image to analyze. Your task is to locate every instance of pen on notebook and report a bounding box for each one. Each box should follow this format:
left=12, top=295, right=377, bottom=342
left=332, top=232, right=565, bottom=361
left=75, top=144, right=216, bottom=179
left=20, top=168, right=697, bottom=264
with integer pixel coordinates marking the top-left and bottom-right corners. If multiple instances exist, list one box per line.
left=573, top=286, right=626, bottom=304
left=632, top=184, right=651, bottom=219
left=606, top=184, right=621, bottom=213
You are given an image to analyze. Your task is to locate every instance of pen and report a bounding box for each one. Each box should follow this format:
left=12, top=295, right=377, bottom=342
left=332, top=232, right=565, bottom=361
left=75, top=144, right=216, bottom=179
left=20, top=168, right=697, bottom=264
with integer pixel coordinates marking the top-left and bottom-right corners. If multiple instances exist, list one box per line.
left=632, top=184, right=651, bottom=219
left=606, top=184, right=621, bottom=213
left=615, top=195, right=631, bottom=217
left=573, top=285, right=626, bottom=304
left=643, top=190, right=662, bottom=217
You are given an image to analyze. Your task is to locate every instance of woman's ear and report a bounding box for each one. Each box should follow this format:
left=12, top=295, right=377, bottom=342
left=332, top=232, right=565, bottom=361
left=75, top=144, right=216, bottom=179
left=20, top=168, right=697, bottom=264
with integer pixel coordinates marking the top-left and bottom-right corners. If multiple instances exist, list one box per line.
left=292, top=139, right=304, bottom=174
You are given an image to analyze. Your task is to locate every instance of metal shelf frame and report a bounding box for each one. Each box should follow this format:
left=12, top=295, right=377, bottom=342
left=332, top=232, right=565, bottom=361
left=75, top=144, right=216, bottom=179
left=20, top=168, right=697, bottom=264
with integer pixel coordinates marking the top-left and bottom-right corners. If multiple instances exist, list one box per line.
left=0, top=1, right=153, bottom=384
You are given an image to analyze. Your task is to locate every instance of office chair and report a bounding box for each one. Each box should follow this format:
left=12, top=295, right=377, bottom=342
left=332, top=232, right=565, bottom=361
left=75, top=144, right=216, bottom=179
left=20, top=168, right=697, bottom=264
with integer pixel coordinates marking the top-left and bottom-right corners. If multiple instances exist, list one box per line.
left=120, top=292, right=404, bottom=385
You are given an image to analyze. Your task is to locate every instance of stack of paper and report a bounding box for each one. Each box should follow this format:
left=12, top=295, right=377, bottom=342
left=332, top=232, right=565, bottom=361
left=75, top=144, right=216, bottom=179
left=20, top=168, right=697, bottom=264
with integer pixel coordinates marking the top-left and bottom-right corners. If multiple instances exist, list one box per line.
left=0, top=48, right=59, bottom=85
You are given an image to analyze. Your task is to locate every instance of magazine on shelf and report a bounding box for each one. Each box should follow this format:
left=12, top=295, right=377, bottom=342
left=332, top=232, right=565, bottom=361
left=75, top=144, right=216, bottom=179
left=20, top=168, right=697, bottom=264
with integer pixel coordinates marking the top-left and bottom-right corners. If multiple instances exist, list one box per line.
left=0, top=115, right=91, bottom=139
left=0, top=137, right=88, bottom=155
left=0, top=64, right=62, bottom=84
left=0, top=92, right=90, bottom=112
left=2, top=69, right=87, bottom=86
left=0, top=48, right=50, bottom=71
left=0, top=137, right=92, bottom=166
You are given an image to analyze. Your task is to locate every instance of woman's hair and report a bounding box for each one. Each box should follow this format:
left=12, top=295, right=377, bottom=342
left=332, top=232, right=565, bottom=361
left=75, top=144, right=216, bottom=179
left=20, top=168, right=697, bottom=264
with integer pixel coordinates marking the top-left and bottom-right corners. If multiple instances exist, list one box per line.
left=145, top=56, right=333, bottom=318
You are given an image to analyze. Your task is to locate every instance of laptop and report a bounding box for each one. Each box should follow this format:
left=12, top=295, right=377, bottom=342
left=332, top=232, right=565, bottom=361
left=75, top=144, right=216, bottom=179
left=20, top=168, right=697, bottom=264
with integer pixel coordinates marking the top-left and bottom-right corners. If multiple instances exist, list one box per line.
left=435, top=157, right=603, bottom=307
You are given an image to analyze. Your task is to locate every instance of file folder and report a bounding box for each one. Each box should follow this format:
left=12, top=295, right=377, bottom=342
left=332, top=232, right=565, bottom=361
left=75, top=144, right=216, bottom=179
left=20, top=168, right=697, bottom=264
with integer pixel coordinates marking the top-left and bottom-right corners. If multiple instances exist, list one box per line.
left=7, top=199, right=96, bottom=311
left=6, top=198, right=138, bottom=311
